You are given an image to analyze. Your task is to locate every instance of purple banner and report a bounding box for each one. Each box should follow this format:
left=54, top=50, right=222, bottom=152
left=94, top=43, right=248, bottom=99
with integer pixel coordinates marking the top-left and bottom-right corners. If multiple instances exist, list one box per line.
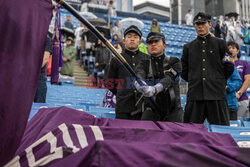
left=0, top=0, right=53, bottom=165
left=5, top=107, right=249, bottom=166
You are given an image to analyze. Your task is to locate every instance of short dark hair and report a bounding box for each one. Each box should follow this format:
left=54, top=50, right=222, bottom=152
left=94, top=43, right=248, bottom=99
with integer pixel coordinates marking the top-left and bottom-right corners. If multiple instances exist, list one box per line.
left=227, top=41, right=239, bottom=50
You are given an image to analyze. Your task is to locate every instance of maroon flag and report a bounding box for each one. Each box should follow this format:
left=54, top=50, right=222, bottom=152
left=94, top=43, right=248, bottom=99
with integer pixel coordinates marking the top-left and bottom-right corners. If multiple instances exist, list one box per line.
left=0, top=0, right=53, bottom=165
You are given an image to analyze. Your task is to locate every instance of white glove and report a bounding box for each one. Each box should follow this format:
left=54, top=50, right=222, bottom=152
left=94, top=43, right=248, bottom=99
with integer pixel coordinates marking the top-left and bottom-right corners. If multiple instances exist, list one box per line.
left=134, top=81, right=164, bottom=97
left=142, top=86, right=156, bottom=97
left=143, top=83, right=163, bottom=97
left=134, top=80, right=147, bottom=93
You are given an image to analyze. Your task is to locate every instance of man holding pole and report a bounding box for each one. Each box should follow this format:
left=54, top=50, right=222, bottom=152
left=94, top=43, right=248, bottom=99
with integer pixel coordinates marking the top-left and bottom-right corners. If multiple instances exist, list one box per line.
left=106, top=25, right=149, bottom=120
left=134, top=32, right=183, bottom=122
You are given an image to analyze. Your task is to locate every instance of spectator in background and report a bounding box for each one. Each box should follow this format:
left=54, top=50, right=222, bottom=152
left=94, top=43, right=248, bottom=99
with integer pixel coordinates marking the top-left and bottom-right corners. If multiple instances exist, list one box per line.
left=64, top=15, right=74, bottom=30
left=226, top=66, right=242, bottom=120
left=81, top=27, right=93, bottom=70
left=228, top=41, right=250, bottom=118
left=61, top=37, right=76, bottom=77
left=226, top=22, right=236, bottom=42
left=113, top=41, right=124, bottom=53
left=185, top=9, right=193, bottom=26
left=111, top=34, right=119, bottom=45
left=215, top=20, right=222, bottom=38
left=138, top=37, right=148, bottom=54
left=150, top=19, right=161, bottom=33
left=107, top=0, right=117, bottom=27
left=95, top=41, right=112, bottom=84
left=74, top=23, right=84, bottom=60
left=34, top=35, right=52, bottom=103
left=241, top=20, right=249, bottom=44
left=235, top=21, right=244, bottom=45
left=221, top=22, right=228, bottom=41
left=111, top=20, right=123, bottom=41
left=100, top=42, right=124, bottom=108
left=181, top=12, right=234, bottom=125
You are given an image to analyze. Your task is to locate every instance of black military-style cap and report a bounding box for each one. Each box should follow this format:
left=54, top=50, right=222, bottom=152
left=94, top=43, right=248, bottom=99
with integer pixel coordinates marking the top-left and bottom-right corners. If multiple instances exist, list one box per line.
left=124, top=25, right=142, bottom=38
left=193, top=12, right=211, bottom=24
left=146, top=32, right=165, bottom=43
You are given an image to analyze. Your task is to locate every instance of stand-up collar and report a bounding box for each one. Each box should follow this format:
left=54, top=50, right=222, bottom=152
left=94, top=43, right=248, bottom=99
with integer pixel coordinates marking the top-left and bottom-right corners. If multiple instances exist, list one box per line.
left=124, top=49, right=139, bottom=55
left=197, top=33, right=211, bottom=40
left=151, top=53, right=165, bottom=62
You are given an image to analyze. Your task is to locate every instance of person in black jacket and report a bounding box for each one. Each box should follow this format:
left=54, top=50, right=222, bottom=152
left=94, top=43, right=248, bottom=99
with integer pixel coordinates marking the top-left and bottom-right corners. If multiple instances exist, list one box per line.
left=34, top=35, right=52, bottom=103
left=95, top=42, right=112, bottom=79
left=181, top=12, right=234, bottom=125
left=214, top=20, right=222, bottom=38
left=106, top=25, right=149, bottom=120
left=134, top=32, right=183, bottom=122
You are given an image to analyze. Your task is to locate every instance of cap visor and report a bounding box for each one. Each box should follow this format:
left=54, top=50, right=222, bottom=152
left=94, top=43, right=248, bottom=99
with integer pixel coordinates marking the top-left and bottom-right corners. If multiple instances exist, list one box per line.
left=194, top=20, right=207, bottom=24
left=146, top=37, right=162, bottom=43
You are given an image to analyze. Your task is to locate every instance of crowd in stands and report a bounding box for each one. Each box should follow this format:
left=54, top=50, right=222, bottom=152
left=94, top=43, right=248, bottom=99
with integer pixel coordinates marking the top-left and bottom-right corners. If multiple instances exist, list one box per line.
left=184, top=10, right=250, bottom=46
left=43, top=6, right=250, bottom=124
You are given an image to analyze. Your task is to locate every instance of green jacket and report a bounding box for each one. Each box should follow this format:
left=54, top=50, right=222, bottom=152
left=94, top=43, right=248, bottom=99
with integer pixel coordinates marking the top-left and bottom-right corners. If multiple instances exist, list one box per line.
left=150, top=25, right=161, bottom=32
left=61, top=45, right=76, bottom=76
left=138, top=43, right=148, bottom=54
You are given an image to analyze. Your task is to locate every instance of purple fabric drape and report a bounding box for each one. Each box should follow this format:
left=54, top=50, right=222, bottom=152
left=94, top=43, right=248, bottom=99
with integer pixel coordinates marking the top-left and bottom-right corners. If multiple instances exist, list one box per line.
left=8, top=107, right=250, bottom=166
left=58, top=8, right=63, bottom=68
left=51, top=6, right=60, bottom=83
left=0, top=0, right=53, bottom=165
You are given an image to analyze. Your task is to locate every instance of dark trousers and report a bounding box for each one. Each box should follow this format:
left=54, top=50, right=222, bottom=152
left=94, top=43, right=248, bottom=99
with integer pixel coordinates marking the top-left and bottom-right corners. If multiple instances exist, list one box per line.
left=34, top=79, right=47, bottom=103
left=141, top=107, right=183, bottom=122
left=76, top=48, right=81, bottom=60
left=115, top=112, right=142, bottom=120
left=229, top=108, right=237, bottom=120
left=184, top=100, right=230, bottom=125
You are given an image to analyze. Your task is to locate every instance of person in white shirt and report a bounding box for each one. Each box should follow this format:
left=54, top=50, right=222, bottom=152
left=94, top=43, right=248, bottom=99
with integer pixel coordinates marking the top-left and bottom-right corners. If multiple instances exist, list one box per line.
left=74, top=23, right=84, bottom=60
left=185, top=9, right=193, bottom=26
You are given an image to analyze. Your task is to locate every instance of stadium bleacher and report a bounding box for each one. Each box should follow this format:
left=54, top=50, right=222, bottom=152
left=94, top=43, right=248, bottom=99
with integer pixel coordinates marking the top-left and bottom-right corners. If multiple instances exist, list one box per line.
left=30, top=82, right=115, bottom=120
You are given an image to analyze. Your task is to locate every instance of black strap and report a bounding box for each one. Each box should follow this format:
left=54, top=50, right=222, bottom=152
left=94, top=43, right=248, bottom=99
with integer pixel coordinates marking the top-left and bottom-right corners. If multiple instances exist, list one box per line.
left=162, top=55, right=176, bottom=121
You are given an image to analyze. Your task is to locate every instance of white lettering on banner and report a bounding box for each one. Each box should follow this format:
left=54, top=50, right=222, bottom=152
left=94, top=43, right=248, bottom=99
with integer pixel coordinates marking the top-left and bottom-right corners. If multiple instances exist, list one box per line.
left=4, top=124, right=104, bottom=166
left=58, top=123, right=80, bottom=153
left=73, top=124, right=89, bottom=149
left=25, top=132, right=64, bottom=166
left=4, top=156, right=20, bottom=167
left=90, top=125, right=104, bottom=141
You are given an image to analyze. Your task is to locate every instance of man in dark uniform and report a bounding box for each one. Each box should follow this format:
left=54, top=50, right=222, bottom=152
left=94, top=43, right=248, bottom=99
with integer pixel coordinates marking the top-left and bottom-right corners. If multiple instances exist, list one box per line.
left=106, top=25, right=149, bottom=120
left=34, top=35, right=52, bottom=103
left=181, top=12, right=234, bottom=125
left=95, top=41, right=112, bottom=85
left=134, top=32, right=183, bottom=122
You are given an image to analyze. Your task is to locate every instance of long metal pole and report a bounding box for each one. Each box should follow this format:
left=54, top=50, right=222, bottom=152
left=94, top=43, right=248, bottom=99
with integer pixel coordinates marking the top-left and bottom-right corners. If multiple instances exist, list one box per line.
left=54, top=0, right=163, bottom=119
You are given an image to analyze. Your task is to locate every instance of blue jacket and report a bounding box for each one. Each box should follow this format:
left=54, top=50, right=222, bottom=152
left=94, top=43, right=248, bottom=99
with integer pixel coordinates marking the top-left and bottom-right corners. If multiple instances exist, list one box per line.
left=226, top=66, right=242, bottom=110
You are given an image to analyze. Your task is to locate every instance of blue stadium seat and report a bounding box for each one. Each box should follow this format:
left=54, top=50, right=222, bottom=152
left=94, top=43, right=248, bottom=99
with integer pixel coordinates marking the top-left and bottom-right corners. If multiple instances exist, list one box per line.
left=102, top=112, right=116, bottom=119
left=231, top=135, right=250, bottom=147
left=89, top=106, right=115, bottom=113
left=230, top=120, right=243, bottom=127
left=210, top=125, right=250, bottom=136
left=243, top=121, right=250, bottom=127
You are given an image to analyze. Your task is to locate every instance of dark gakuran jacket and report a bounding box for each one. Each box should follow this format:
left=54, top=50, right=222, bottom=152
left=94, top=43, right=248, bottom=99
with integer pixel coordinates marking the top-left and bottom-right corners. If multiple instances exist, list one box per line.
left=181, top=34, right=234, bottom=100
left=106, top=49, right=149, bottom=114
left=135, top=54, right=182, bottom=119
